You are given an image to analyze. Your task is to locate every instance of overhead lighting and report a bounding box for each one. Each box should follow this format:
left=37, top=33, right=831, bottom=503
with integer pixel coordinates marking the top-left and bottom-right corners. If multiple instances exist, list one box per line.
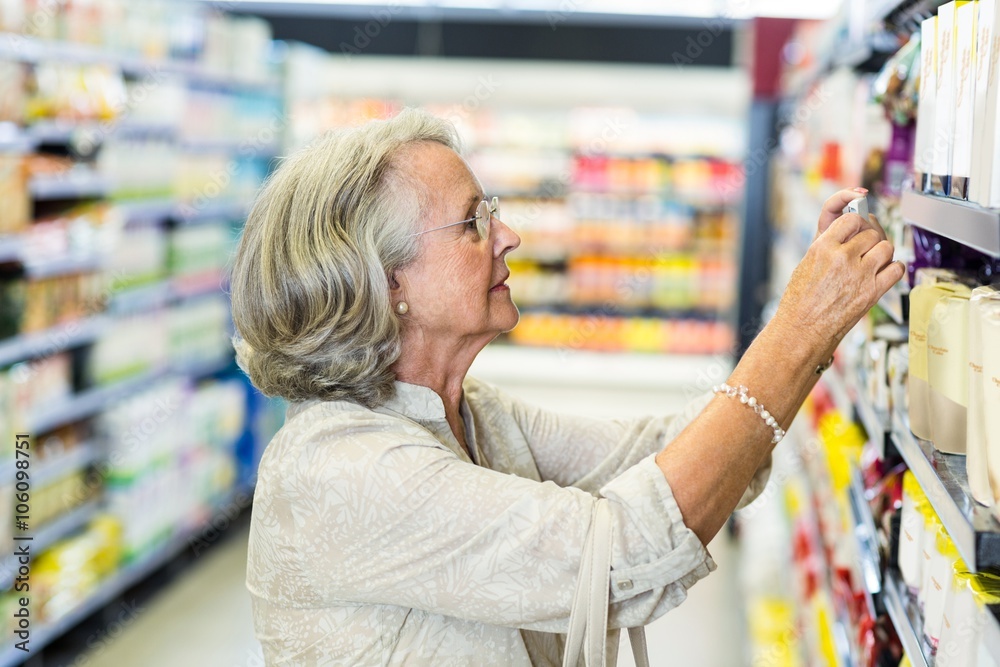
left=207, top=0, right=844, bottom=21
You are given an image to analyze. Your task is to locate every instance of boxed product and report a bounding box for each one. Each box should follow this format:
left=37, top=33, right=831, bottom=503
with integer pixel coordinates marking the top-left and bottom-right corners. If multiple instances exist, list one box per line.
left=0, top=154, right=29, bottom=235
left=932, top=2, right=966, bottom=196
left=915, top=16, right=938, bottom=191
left=972, top=0, right=999, bottom=205
left=924, top=531, right=962, bottom=650
left=951, top=1, right=978, bottom=199
left=899, top=471, right=927, bottom=592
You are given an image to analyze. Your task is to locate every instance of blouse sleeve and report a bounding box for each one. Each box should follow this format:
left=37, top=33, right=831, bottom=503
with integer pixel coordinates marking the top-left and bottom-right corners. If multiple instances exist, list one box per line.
left=252, top=408, right=716, bottom=633
left=485, top=382, right=771, bottom=511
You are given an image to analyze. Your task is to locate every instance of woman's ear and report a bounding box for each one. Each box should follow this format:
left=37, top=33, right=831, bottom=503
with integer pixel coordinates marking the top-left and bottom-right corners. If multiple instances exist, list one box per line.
left=388, top=271, right=401, bottom=290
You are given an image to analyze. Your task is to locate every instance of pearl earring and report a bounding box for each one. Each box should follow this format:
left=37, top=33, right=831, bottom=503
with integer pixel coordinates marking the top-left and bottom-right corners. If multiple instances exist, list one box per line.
left=396, top=301, right=409, bottom=315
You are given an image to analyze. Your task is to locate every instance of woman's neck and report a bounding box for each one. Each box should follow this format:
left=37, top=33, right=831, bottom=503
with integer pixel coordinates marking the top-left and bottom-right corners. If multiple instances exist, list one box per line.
left=392, top=333, right=489, bottom=453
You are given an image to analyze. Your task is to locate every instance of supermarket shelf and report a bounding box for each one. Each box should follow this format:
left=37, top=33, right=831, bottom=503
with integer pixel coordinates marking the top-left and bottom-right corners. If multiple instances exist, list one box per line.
left=174, top=199, right=248, bottom=224
left=471, top=345, right=730, bottom=392
left=822, top=364, right=854, bottom=417
left=26, top=354, right=234, bottom=434
left=0, top=441, right=99, bottom=489
left=0, top=33, right=281, bottom=95
left=23, top=252, right=104, bottom=279
left=27, top=367, right=169, bottom=434
left=901, top=190, right=1000, bottom=258
left=848, top=466, right=882, bottom=615
left=0, top=316, right=110, bottom=368
left=882, top=569, right=932, bottom=667
left=108, top=280, right=174, bottom=313
left=849, top=367, right=891, bottom=457
left=0, top=483, right=256, bottom=667
left=0, top=235, right=22, bottom=263
left=36, top=442, right=98, bottom=488
left=29, top=171, right=109, bottom=201
left=877, top=281, right=908, bottom=325
left=116, top=198, right=178, bottom=225
left=178, top=139, right=281, bottom=157
left=0, top=499, right=102, bottom=590
left=890, top=411, right=1000, bottom=572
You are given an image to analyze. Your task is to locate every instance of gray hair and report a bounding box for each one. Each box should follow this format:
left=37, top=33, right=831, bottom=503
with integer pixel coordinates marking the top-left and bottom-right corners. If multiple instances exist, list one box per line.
left=229, top=108, right=462, bottom=408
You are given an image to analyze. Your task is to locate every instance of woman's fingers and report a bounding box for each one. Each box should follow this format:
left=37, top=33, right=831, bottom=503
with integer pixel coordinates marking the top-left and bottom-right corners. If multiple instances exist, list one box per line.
left=847, top=228, right=883, bottom=257
left=875, top=260, right=906, bottom=294
left=818, top=187, right=868, bottom=234
left=862, top=238, right=895, bottom=271
left=867, top=213, right=888, bottom=241
left=823, top=211, right=866, bottom=244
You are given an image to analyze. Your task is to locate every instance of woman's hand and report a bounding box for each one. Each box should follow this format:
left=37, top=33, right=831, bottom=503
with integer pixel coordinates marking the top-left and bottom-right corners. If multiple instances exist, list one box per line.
left=775, top=210, right=905, bottom=351
left=815, top=187, right=888, bottom=241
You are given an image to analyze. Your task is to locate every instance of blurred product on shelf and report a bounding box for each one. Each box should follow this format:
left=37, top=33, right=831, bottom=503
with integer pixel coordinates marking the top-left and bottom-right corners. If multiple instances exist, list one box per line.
left=98, top=378, right=244, bottom=561
left=509, top=313, right=732, bottom=354
left=286, top=97, right=743, bottom=354
left=0, top=154, right=29, bottom=234
left=0, top=0, right=275, bottom=83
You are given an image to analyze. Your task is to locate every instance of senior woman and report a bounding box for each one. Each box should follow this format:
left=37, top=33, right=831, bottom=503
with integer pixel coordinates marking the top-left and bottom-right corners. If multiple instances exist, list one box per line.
left=232, top=108, right=903, bottom=665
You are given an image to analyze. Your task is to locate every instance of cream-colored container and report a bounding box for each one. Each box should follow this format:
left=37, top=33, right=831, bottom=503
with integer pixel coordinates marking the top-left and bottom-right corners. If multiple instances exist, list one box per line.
left=983, top=297, right=1000, bottom=501
left=917, top=16, right=939, bottom=188
left=924, top=531, right=961, bottom=650
left=911, top=283, right=948, bottom=439
left=900, top=471, right=928, bottom=591
left=928, top=288, right=972, bottom=453
left=968, top=285, right=1000, bottom=504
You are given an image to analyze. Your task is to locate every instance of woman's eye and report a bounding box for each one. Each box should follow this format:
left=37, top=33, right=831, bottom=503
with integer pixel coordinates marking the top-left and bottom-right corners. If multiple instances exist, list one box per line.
left=466, top=220, right=479, bottom=232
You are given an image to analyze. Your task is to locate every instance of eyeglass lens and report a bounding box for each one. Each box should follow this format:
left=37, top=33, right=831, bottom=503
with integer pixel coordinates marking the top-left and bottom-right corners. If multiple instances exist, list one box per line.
left=476, top=197, right=499, bottom=240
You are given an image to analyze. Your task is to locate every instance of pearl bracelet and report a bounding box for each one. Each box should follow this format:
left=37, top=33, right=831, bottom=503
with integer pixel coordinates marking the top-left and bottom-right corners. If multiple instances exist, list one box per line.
left=712, top=382, right=786, bottom=444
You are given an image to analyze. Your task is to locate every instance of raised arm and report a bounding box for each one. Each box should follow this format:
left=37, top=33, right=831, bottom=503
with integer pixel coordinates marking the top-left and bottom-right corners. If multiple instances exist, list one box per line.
left=657, top=189, right=904, bottom=546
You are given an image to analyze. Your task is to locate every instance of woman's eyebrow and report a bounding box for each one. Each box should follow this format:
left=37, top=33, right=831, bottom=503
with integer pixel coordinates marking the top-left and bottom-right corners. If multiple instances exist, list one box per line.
left=464, top=192, right=483, bottom=214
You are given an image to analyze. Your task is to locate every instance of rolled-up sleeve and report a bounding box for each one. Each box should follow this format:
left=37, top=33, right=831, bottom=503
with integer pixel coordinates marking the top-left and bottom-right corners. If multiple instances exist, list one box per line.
left=256, top=409, right=717, bottom=634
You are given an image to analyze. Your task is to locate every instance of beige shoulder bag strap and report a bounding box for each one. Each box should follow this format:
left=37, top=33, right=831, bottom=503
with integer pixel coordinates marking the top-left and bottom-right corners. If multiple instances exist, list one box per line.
left=562, top=499, right=650, bottom=667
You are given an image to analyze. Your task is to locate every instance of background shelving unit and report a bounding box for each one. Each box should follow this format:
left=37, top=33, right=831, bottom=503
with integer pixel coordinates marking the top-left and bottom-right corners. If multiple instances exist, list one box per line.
left=0, top=1, right=286, bottom=661
left=743, top=0, right=1000, bottom=665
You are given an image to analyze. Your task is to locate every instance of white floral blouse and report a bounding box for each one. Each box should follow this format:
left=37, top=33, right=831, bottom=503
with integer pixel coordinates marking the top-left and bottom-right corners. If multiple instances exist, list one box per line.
left=246, top=376, right=771, bottom=666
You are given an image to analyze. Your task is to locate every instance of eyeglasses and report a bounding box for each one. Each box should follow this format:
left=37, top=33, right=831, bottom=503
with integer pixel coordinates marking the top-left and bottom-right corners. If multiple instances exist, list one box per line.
left=410, top=196, right=499, bottom=242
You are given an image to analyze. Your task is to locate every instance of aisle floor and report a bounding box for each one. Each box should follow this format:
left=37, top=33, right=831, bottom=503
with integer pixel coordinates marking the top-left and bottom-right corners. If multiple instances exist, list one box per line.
left=80, top=379, right=746, bottom=667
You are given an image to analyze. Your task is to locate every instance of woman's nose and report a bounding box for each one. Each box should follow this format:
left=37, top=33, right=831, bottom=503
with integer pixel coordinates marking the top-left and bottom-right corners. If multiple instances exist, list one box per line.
left=493, top=217, right=521, bottom=255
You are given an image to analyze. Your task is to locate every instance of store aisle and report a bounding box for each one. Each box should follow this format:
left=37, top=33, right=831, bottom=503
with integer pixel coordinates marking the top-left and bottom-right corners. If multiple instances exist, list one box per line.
left=81, top=373, right=745, bottom=667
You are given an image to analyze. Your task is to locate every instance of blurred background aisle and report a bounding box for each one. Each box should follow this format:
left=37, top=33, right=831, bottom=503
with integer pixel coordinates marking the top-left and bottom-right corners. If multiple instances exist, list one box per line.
left=2, top=0, right=1000, bottom=666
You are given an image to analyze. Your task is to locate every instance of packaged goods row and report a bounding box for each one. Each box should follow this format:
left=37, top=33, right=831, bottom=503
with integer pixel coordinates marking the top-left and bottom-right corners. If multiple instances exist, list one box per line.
left=507, top=256, right=735, bottom=311
left=508, top=313, right=733, bottom=354
left=0, top=0, right=275, bottom=83
left=287, top=95, right=744, bottom=354
left=0, top=2, right=283, bottom=661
